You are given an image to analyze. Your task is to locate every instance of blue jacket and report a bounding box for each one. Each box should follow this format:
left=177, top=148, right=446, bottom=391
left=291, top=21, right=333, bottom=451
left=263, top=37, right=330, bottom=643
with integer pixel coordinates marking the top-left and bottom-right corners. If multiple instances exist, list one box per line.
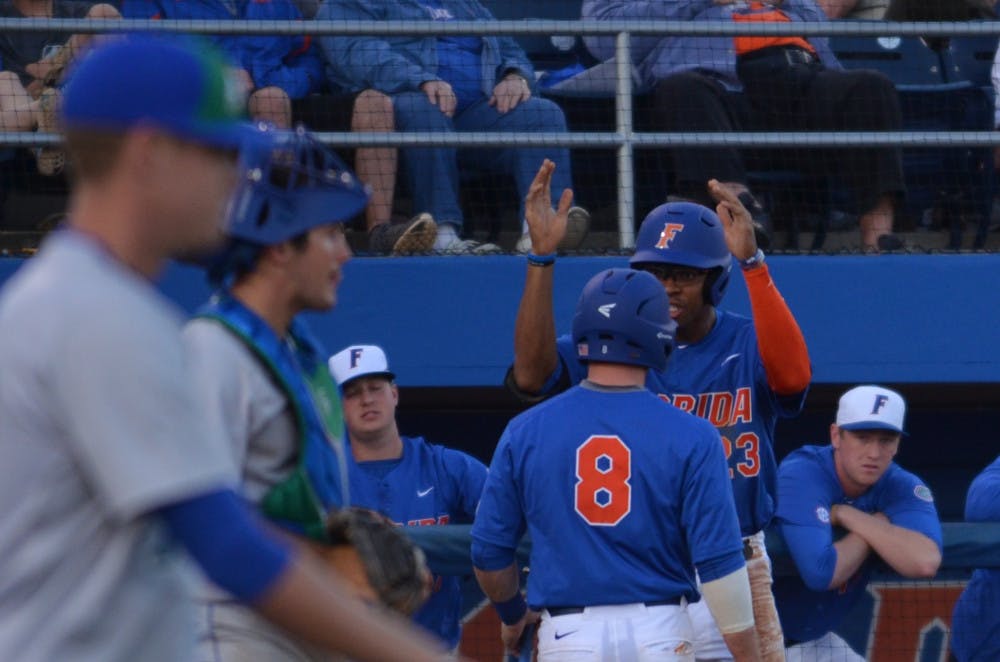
left=581, top=0, right=840, bottom=90
left=122, top=0, right=324, bottom=98
left=315, top=0, right=535, bottom=95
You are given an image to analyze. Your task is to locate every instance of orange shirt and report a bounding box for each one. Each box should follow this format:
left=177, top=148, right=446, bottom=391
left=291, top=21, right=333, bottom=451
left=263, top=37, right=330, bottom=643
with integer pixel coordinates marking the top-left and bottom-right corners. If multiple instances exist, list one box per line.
left=732, top=1, right=816, bottom=57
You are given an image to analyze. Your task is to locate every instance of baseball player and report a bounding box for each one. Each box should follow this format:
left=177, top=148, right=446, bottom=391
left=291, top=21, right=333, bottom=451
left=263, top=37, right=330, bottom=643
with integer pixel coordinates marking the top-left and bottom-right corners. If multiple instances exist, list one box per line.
left=473, top=268, right=762, bottom=662
left=0, top=36, right=444, bottom=662
left=509, top=160, right=811, bottom=661
left=773, top=386, right=942, bottom=661
left=950, top=455, right=1000, bottom=662
left=329, top=343, right=489, bottom=650
left=184, top=124, right=443, bottom=660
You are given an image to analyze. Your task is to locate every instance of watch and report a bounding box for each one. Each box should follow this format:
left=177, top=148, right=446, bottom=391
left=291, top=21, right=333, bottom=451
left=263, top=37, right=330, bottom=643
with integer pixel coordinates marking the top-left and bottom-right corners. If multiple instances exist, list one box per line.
left=739, top=248, right=765, bottom=270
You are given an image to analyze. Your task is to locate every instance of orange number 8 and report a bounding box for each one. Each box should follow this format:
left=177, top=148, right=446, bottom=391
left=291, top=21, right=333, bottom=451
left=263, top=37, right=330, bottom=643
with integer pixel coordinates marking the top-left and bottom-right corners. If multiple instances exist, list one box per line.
left=575, top=435, right=632, bottom=526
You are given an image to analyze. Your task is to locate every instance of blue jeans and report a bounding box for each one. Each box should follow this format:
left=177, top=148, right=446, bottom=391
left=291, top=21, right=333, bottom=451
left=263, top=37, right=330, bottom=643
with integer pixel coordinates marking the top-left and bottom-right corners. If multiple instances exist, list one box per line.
left=393, top=91, right=573, bottom=229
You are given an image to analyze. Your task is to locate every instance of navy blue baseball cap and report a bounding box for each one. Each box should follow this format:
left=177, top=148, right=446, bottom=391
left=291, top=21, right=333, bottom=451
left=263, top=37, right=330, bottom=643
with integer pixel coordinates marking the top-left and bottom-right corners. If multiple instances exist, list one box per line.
left=62, top=35, right=253, bottom=149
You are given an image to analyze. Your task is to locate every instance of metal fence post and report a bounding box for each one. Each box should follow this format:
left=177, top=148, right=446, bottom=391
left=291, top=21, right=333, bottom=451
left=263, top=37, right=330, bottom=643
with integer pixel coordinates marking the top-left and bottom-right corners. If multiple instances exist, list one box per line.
left=615, top=30, right=635, bottom=250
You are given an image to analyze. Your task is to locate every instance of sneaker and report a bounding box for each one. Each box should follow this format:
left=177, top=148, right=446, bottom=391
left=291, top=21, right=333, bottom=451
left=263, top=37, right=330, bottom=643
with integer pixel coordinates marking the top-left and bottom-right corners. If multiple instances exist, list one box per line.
left=368, top=213, right=437, bottom=255
left=35, top=87, right=64, bottom=177
left=516, top=206, right=592, bottom=254
left=440, top=238, right=502, bottom=255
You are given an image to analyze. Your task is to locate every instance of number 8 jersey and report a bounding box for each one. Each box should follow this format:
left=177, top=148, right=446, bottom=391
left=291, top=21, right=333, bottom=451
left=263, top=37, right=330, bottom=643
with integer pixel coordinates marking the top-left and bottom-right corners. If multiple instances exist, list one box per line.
left=471, top=382, right=745, bottom=608
left=553, top=309, right=808, bottom=537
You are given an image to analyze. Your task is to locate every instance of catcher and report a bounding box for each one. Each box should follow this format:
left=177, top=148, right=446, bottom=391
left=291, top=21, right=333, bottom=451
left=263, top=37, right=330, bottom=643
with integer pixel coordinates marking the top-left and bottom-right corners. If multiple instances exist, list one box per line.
left=183, top=124, right=435, bottom=660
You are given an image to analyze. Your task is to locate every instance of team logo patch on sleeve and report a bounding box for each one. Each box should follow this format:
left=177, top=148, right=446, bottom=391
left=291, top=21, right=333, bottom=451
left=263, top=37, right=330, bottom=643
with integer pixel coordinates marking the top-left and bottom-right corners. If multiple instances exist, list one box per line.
left=816, top=506, right=830, bottom=523
left=914, top=485, right=934, bottom=502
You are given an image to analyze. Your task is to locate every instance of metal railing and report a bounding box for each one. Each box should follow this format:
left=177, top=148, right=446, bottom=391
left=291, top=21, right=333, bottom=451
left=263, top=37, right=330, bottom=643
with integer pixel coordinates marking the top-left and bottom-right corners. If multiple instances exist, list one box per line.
left=3, top=18, right=998, bottom=247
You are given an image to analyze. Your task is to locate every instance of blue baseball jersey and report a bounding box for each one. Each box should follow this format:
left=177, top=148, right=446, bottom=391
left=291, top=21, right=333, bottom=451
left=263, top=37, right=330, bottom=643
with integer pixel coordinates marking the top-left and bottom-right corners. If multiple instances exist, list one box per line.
left=773, top=445, right=942, bottom=642
left=472, top=383, right=745, bottom=609
left=555, top=310, right=806, bottom=536
left=346, top=436, right=487, bottom=648
left=951, top=455, right=1000, bottom=662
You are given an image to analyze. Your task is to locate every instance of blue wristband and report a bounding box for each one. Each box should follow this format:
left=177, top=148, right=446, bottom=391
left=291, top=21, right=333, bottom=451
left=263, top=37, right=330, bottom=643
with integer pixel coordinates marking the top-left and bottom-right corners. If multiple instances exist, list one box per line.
left=493, top=592, right=528, bottom=625
left=527, top=252, right=556, bottom=267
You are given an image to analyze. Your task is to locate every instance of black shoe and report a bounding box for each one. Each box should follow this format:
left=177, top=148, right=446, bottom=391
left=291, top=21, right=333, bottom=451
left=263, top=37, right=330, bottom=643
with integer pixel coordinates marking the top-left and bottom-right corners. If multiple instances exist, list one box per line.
left=876, top=233, right=905, bottom=252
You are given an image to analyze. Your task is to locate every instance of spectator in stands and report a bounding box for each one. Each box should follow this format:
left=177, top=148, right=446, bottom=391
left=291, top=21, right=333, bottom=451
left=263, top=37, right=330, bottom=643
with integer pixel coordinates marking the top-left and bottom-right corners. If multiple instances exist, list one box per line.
left=773, top=385, right=942, bottom=661
left=816, top=0, right=887, bottom=19
left=317, top=0, right=588, bottom=254
left=583, top=0, right=907, bottom=252
left=329, top=344, right=488, bottom=651
left=122, top=0, right=433, bottom=255
left=950, top=455, right=1000, bottom=662
left=0, top=0, right=121, bottom=175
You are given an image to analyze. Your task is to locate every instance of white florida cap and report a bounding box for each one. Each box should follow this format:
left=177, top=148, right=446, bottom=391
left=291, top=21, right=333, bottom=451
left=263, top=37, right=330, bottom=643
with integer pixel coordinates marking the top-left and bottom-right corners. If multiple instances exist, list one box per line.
left=835, top=385, right=907, bottom=435
left=329, top=344, right=395, bottom=387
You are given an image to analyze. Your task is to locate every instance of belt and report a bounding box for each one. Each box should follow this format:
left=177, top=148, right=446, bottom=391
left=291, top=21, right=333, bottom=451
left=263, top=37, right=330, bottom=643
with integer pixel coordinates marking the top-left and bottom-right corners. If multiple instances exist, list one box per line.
left=546, top=598, right=683, bottom=617
left=737, top=45, right=818, bottom=66
left=743, top=537, right=755, bottom=560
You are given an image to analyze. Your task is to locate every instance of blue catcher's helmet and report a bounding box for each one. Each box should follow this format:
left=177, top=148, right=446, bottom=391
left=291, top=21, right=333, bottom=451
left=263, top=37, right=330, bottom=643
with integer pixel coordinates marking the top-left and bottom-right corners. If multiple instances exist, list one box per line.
left=629, top=202, right=733, bottom=306
left=225, top=124, right=370, bottom=246
left=572, top=268, right=677, bottom=373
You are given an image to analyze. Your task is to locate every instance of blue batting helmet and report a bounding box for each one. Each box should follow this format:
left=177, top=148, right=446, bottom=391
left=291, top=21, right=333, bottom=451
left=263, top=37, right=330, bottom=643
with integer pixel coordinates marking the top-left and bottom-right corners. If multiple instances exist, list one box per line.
left=225, top=124, right=370, bottom=245
left=629, top=202, right=733, bottom=306
left=572, top=269, right=677, bottom=373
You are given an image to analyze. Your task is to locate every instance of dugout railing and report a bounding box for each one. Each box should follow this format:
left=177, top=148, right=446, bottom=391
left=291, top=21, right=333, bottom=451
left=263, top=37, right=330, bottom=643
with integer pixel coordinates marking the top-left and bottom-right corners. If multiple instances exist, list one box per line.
left=2, top=18, right=1000, bottom=250
left=406, top=522, right=1000, bottom=661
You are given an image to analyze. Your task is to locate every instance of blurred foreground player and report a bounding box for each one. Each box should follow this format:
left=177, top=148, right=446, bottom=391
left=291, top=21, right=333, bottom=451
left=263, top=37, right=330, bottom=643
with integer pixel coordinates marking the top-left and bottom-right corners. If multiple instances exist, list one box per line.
left=509, top=160, right=811, bottom=661
left=474, top=268, right=761, bottom=661
left=774, top=386, right=942, bottom=661
left=0, top=36, right=445, bottom=662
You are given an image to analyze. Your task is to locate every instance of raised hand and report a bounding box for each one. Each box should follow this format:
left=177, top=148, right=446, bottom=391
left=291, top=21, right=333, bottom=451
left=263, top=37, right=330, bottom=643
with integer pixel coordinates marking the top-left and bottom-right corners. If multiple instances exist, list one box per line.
left=708, top=179, right=758, bottom=261
left=525, top=159, right=574, bottom=255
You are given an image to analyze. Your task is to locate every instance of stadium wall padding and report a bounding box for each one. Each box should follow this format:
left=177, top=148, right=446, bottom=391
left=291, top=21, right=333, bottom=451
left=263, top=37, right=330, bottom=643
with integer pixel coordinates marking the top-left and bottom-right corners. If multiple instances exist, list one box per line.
left=2, top=253, right=998, bottom=386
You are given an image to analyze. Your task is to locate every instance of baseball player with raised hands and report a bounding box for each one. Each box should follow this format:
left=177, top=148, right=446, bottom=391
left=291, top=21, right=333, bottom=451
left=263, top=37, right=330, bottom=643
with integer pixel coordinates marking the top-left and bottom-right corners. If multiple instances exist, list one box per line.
left=474, top=268, right=762, bottom=662
left=0, top=36, right=446, bottom=662
left=509, top=160, right=812, bottom=662
left=329, top=343, right=489, bottom=650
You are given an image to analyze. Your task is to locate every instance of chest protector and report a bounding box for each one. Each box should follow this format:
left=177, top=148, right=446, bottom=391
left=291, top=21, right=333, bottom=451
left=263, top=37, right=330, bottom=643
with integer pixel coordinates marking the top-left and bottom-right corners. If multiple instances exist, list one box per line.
left=198, top=295, right=348, bottom=541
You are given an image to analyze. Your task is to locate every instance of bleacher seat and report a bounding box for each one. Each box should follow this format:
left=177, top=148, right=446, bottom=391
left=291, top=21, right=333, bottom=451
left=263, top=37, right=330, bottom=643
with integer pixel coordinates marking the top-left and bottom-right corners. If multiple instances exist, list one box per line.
left=941, top=33, right=998, bottom=87
left=830, top=34, right=994, bottom=248
left=479, top=0, right=586, bottom=72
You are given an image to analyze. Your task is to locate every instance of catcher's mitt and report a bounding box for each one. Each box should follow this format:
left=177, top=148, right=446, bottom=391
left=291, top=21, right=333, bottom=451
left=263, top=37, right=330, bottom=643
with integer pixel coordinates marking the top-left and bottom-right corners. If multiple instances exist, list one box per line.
left=324, top=507, right=432, bottom=616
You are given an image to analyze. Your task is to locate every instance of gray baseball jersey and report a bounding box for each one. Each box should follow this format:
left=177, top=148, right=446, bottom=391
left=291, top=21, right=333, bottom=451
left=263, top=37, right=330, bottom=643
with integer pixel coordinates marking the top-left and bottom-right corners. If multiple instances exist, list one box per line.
left=0, top=232, right=236, bottom=662
left=183, top=316, right=324, bottom=661
left=183, top=317, right=298, bottom=505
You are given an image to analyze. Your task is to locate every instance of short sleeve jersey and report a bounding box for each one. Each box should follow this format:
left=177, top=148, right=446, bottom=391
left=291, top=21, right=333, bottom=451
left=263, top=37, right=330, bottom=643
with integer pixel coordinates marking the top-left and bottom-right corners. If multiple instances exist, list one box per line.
left=555, top=310, right=806, bottom=536
left=774, top=445, right=942, bottom=642
left=183, top=318, right=298, bottom=505
left=347, top=436, right=487, bottom=648
left=0, top=232, right=236, bottom=661
left=472, top=383, right=744, bottom=609
left=0, top=1, right=93, bottom=86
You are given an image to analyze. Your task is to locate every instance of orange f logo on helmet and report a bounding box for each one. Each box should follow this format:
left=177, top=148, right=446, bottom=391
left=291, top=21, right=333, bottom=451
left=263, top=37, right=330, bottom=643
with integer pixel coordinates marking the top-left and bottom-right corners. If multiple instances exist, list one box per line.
left=655, top=223, right=685, bottom=249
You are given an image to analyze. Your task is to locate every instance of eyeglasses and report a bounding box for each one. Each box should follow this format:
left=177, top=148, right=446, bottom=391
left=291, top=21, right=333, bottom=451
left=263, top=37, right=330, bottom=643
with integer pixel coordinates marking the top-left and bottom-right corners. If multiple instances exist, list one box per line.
left=637, top=264, right=708, bottom=285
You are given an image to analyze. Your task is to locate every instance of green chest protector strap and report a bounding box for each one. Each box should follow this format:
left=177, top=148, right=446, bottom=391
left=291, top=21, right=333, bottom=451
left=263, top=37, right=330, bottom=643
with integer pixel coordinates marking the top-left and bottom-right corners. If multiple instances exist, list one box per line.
left=198, top=294, right=348, bottom=541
